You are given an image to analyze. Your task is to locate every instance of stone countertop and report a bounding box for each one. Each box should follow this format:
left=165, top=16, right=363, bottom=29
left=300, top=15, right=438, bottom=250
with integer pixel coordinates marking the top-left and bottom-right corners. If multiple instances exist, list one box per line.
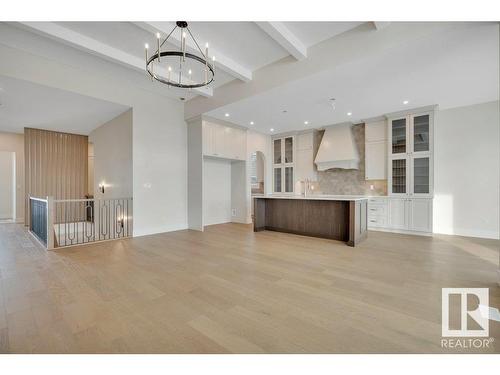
left=255, top=194, right=369, bottom=202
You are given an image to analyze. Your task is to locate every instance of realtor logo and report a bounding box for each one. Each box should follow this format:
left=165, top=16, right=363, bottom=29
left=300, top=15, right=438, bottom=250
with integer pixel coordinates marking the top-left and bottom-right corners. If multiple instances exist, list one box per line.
left=442, top=288, right=489, bottom=337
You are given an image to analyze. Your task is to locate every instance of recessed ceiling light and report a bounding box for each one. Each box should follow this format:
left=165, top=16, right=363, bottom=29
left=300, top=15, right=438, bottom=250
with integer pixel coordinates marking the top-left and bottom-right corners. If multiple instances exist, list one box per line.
left=250, top=121, right=254, bottom=125
left=304, top=121, right=309, bottom=125
left=224, top=113, right=230, bottom=117
left=403, top=100, right=409, bottom=105
left=270, top=128, right=274, bottom=132
left=347, top=112, right=352, bottom=116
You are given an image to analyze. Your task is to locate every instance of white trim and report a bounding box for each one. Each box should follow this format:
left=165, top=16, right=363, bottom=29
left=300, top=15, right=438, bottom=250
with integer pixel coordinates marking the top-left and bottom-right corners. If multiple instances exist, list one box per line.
left=368, top=227, right=432, bottom=237
left=432, top=227, right=500, bottom=240
left=256, top=22, right=307, bottom=60
left=385, top=105, right=438, bottom=120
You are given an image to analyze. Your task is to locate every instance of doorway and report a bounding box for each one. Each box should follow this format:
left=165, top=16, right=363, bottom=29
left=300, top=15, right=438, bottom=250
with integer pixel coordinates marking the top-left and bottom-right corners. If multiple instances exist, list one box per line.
left=250, top=151, right=266, bottom=194
left=0, top=151, right=15, bottom=221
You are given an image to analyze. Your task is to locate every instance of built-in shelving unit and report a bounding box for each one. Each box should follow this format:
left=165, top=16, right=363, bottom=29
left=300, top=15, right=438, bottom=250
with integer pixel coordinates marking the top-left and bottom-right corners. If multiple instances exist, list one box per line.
left=374, top=107, right=435, bottom=234
left=272, top=135, right=295, bottom=193
left=388, top=110, right=433, bottom=197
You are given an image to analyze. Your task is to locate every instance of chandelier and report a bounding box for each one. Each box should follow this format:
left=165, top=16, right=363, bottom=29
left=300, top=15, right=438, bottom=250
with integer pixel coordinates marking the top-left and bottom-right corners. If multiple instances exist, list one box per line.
left=144, top=21, right=215, bottom=89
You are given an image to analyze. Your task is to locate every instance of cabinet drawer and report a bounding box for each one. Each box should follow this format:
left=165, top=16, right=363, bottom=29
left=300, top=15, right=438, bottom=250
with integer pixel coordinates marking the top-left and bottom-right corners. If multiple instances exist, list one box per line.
left=368, top=205, right=386, bottom=216
left=368, top=197, right=388, bottom=204
left=368, top=216, right=387, bottom=228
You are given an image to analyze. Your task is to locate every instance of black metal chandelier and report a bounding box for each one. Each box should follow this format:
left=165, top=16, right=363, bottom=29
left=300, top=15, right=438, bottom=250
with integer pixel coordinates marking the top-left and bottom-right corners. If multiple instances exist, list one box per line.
left=144, top=21, right=215, bottom=89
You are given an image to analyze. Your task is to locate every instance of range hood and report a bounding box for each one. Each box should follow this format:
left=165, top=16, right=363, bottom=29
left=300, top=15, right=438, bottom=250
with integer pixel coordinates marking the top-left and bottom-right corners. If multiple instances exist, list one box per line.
left=314, top=123, right=360, bottom=171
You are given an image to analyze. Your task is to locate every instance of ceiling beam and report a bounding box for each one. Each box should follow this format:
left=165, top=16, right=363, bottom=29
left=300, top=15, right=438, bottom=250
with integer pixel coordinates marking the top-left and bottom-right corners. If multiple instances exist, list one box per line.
left=255, top=22, right=307, bottom=60
left=134, top=22, right=252, bottom=83
left=373, top=22, right=391, bottom=30
left=18, top=22, right=213, bottom=97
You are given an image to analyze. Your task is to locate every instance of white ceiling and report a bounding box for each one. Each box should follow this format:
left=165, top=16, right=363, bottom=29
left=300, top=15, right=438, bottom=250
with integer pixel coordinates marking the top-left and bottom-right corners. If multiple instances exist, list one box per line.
left=19, top=21, right=365, bottom=98
left=283, top=22, right=363, bottom=47
left=0, top=75, right=129, bottom=134
left=207, top=23, right=499, bottom=134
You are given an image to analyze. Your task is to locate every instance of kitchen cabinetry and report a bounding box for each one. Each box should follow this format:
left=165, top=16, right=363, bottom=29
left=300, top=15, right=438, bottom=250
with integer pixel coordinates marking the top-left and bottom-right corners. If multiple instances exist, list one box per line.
left=388, top=111, right=433, bottom=197
left=365, top=120, right=387, bottom=180
left=202, top=121, right=246, bottom=160
left=368, top=197, right=432, bottom=234
left=273, top=135, right=294, bottom=193
left=295, top=131, right=317, bottom=184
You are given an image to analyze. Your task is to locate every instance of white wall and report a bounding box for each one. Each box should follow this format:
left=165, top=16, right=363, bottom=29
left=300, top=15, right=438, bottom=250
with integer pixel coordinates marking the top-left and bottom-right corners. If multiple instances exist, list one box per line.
left=0, top=151, right=14, bottom=219
left=434, top=101, right=499, bottom=239
left=203, top=158, right=232, bottom=225
left=89, top=109, right=133, bottom=199
left=0, top=24, right=187, bottom=236
left=0, top=132, right=24, bottom=222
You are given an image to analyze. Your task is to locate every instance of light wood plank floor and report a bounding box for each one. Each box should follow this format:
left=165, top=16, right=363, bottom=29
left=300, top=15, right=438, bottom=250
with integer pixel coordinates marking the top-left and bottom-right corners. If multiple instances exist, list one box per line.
left=0, top=223, right=499, bottom=353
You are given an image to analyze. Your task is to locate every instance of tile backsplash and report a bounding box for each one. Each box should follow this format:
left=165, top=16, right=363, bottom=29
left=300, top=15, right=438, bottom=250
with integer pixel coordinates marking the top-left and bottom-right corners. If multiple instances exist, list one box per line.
left=314, top=123, right=388, bottom=196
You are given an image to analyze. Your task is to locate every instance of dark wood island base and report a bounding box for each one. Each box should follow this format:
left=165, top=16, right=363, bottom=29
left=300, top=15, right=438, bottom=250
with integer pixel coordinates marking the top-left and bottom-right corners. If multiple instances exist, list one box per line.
left=253, top=196, right=368, bottom=247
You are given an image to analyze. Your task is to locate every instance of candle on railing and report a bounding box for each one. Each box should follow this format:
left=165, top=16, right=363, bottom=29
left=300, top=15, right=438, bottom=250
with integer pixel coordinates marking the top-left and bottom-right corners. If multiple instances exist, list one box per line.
left=168, top=66, right=172, bottom=82
left=212, top=56, right=216, bottom=77
left=156, top=32, right=161, bottom=62
left=188, top=69, right=192, bottom=91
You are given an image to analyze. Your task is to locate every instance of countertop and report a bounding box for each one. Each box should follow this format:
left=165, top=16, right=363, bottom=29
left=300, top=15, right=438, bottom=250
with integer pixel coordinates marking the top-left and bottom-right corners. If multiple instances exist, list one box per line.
left=253, top=194, right=369, bottom=201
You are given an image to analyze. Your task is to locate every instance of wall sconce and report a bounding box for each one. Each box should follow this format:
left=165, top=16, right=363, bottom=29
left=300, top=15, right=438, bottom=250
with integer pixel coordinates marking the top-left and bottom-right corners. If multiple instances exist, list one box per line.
left=117, top=216, right=124, bottom=229
left=99, top=182, right=105, bottom=194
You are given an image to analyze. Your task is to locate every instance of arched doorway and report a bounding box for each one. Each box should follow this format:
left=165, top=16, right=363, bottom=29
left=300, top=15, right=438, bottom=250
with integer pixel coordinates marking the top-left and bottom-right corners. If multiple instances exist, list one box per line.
left=250, top=151, right=266, bottom=195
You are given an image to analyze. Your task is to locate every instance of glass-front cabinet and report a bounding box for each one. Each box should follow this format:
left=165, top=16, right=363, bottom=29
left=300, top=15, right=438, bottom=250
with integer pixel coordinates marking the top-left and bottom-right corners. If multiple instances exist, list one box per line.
left=388, top=111, right=433, bottom=197
left=273, top=136, right=294, bottom=193
left=391, top=117, right=407, bottom=155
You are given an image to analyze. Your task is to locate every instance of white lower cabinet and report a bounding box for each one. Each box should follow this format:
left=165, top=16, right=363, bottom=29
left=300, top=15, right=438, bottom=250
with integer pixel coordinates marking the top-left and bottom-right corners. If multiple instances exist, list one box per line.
left=368, top=197, right=432, bottom=234
left=388, top=198, right=408, bottom=229
left=409, top=198, right=433, bottom=232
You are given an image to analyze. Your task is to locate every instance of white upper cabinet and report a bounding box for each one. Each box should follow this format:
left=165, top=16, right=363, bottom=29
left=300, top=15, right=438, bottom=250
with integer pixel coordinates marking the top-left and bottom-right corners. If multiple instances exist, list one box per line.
left=202, top=121, right=246, bottom=160
left=365, top=141, right=387, bottom=180
left=365, top=120, right=387, bottom=180
left=388, top=110, right=433, bottom=197
left=365, top=120, right=387, bottom=142
left=296, top=132, right=317, bottom=182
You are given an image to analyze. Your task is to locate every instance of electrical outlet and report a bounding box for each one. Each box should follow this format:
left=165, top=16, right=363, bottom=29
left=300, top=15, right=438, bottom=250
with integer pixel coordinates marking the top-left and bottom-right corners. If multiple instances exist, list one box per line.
left=231, top=208, right=236, bottom=217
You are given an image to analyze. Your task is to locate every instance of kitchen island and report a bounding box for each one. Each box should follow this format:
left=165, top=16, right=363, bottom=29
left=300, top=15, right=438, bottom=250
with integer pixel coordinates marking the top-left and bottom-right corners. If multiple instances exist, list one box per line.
left=253, top=195, right=368, bottom=247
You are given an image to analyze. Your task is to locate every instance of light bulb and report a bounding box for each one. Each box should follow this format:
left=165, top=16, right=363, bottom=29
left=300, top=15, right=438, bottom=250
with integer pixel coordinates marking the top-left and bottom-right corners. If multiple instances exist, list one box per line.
left=347, top=112, right=352, bottom=116
left=188, top=69, right=192, bottom=75
left=145, top=43, right=149, bottom=49
left=250, top=121, right=254, bottom=125
left=168, top=66, right=172, bottom=71
left=156, top=32, right=160, bottom=39
left=205, top=42, right=209, bottom=48
left=270, top=128, right=274, bottom=132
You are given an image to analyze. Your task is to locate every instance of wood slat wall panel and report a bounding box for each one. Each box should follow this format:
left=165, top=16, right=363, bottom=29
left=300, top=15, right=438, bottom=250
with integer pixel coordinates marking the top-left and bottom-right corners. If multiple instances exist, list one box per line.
left=24, top=128, right=88, bottom=225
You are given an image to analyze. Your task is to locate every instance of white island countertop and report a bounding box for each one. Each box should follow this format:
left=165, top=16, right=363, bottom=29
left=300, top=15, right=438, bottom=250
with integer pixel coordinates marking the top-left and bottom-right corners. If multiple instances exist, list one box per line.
left=254, top=194, right=369, bottom=201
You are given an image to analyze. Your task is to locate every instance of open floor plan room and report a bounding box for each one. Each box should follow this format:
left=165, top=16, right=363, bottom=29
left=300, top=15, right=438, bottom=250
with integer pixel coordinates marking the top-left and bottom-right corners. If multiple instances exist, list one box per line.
left=0, top=7, right=499, bottom=366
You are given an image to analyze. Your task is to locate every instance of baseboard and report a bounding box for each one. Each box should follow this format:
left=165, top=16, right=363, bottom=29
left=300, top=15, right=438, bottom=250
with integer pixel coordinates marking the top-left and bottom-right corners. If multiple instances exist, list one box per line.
left=433, top=227, right=499, bottom=240
left=368, top=226, right=432, bottom=237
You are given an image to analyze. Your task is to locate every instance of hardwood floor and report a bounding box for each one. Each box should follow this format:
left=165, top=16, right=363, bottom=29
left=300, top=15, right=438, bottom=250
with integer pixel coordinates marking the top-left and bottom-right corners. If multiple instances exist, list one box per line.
left=0, top=222, right=498, bottom=353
